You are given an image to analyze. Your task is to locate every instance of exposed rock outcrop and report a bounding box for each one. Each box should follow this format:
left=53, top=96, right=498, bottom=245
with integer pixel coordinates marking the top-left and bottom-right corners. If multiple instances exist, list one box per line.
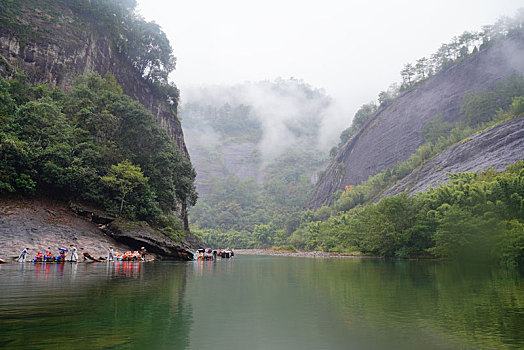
left=381, top=115, right=524, bottom=198
left=0, top=199, right=201, bottom=261
left=0, top=198, right=130, bottom=261
left=101, top=222, right=199, bottom=261
left=70, top=203, right=202, bottom=259
left=308, top=34, right=524, bottom=209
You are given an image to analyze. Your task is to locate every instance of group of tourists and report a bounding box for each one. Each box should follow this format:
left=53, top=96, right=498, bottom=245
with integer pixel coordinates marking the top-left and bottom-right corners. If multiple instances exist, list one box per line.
left=12, top=245, right=148, bottom=263
left=195, top=248, right=234, bottom=260
left=107, top=246, right=147, bottom=261
left=16, top=245, right=78, bottom=263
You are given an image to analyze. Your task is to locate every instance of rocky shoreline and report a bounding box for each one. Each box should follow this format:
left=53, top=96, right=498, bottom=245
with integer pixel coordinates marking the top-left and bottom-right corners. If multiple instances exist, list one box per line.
left=0, top=198, right=199, bottom=262
left=234, top=249, right=366, bottom=258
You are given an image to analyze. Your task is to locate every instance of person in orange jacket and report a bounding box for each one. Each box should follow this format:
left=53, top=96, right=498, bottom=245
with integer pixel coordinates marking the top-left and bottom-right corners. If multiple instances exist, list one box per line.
left=43, top=248, right=54, bottom=262
left=33, top=251, right=43, bottom=262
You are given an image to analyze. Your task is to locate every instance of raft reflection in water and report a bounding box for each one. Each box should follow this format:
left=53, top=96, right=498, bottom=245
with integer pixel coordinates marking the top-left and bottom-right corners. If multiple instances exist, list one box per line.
left=0, top=262, right=192, bottom=349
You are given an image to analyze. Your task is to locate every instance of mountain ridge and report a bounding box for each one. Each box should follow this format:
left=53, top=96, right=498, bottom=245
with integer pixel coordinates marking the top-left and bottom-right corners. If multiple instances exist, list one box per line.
left=308, top=33, right=524, bottom=209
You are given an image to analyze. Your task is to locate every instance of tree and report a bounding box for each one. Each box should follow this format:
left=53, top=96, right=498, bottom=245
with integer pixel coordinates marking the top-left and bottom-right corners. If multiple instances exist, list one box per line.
left=253, top=224, right=275, bottom=248
left=124, top=20, right=176, bottom=85
left=415, top=57, right=428, bottom=80
left=400, top=63, right=415, bottom=87
left=101, top=160, right=148, bottom=214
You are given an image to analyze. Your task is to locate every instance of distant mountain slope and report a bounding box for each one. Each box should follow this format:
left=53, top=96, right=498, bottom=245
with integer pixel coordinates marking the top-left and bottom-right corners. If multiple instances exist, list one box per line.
left=381, top=115, right=524, bottom=198
left=308, top=34, right=524, bottom=209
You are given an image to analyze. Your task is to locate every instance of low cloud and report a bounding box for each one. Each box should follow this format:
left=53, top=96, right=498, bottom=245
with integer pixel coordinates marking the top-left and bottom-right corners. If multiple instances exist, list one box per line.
left=180, top=78, right=344, bottom=161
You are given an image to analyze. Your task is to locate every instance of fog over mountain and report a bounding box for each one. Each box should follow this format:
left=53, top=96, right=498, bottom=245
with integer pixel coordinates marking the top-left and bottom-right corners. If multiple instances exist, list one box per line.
left=137, top=0, right=522, bottom=141
left=181, top=79, right=333, bottom=162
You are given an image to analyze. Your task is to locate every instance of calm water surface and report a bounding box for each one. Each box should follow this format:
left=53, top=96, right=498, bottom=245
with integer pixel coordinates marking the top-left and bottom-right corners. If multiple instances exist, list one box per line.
left=0, top=256, right=522, bottom=349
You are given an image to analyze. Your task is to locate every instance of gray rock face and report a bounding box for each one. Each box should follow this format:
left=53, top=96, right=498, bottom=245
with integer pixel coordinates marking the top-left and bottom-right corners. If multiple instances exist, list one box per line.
left=308, top=35, right=524, bottom=209
left=71, top=203, right=202, bottom=259
left=0, top=199, right=132, bottom=261
left=101, top=223, right=199, bottom=261
left=381, top=115, right=524, bottom=198
left=0, top=34, right=188, bottom=158
left=186, top=140, right=261, bottom=196
left=0, top=199, right=201, bottom=261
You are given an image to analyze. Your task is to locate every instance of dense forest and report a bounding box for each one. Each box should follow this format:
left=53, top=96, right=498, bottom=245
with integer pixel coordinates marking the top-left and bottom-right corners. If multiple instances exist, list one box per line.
left=0, top=72, right=196, bottom=236
left=181, top=79, right=330, bottom=249
left=0, top=0, right=197, bottom=238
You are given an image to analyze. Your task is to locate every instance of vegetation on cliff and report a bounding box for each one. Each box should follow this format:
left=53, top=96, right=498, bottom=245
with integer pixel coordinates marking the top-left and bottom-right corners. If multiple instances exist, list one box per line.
left=283, top=78, right=524, bottom=267
left=330, top=9, right=524, bottom=157
left=0, top=72, right=196, bottom=233
left=0, top=0, right=179, bottom=104
left=298, top=162, right=524, bottom=267
left=333, top=74, right=524, bottom=213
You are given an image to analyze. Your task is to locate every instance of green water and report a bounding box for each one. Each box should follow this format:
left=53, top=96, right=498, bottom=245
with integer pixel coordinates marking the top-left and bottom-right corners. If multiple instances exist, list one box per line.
left=0, top=257, right=522, bottom=350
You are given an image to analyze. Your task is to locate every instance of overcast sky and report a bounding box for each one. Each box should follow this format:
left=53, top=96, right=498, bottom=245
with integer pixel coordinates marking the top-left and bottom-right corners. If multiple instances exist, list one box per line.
left=136, top=0, right=522, bottom=120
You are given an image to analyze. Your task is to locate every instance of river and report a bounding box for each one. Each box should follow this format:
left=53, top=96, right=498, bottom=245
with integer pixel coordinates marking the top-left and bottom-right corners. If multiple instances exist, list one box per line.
left=0, top=256, right=522, bottom=349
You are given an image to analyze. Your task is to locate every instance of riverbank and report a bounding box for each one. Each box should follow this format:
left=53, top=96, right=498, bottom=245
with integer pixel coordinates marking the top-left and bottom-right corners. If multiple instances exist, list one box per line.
left=234, top=249, right=365, bottom=258
left=0, top=198, right=198, bottom=262
left=0, top=198, right=131, bottom=262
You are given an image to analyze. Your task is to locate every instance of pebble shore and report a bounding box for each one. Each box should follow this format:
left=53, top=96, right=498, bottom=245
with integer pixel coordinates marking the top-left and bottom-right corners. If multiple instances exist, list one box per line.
left=234, top=249, right=364, bottom=258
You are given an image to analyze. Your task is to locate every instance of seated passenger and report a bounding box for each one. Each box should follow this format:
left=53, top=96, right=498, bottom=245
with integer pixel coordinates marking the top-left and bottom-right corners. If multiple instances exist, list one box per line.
left=33, top=251, right=43, bottom=262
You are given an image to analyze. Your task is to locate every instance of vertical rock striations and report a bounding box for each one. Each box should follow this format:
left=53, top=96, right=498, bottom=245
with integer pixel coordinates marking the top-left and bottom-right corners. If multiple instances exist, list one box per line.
left=308, top=34, right=524, bottom=209
left=0, top=4, right=189, bottom=158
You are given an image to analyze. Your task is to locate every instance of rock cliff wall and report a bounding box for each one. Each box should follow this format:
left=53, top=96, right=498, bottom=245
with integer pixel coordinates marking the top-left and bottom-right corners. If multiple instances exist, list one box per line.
left=380, top=115, right=524, bottom=198
left=308, top=34, right=524, bottom=209
left=0, top=1, right=198, bottom=247
left=184, top=137, right=262, bottom=196
left=0, top=2, right=189, bottom=158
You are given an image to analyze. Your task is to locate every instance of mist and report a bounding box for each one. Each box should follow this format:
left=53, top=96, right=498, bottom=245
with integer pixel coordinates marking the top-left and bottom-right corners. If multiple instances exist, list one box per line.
left=137, top=0, right=522, bottom=148
left=181, top=79, right=340, bottom=162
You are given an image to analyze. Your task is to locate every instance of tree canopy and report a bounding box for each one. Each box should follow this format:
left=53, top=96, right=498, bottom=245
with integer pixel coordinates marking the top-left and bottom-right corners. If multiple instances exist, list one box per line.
left=0, top=72, right=196, bottom=233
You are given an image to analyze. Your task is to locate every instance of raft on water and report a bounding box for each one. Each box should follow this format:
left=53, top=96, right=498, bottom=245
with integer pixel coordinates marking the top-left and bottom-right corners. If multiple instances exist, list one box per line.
left=83, top=252, right=154, bottom=263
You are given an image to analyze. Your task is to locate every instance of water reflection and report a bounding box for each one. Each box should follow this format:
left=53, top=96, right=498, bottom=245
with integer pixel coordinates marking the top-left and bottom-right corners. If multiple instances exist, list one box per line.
left=0, top=262, right=192, bottom=349
left=0, top=258, right=522, bottom=350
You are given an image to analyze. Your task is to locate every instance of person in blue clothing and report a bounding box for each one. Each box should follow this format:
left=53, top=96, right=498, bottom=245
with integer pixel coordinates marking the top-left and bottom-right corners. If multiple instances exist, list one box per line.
left=55, top=248, right=67, bottom=262
left=43, top=248, right=54, bottom=262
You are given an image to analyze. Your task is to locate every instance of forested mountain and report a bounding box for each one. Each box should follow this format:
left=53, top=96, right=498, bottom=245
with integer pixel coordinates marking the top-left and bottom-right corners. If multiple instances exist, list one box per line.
left=0, top=0, right=198, bottom=253
left=183, top=12, right=524, bottom=267
left=290, top=12, right=524, bottom=266
left=180, top=79, right=331, bottom=248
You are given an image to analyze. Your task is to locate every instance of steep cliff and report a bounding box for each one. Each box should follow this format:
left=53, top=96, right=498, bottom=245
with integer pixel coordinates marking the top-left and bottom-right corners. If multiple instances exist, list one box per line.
left=0, top=1, right=200, bottom=254
left=186, top=140, right=261, bottom=196
left=381, top=115, right=524, bottom=198
left=308, top=34, right=524, bottom=209
left=0, top=1, right=188, bottom=157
